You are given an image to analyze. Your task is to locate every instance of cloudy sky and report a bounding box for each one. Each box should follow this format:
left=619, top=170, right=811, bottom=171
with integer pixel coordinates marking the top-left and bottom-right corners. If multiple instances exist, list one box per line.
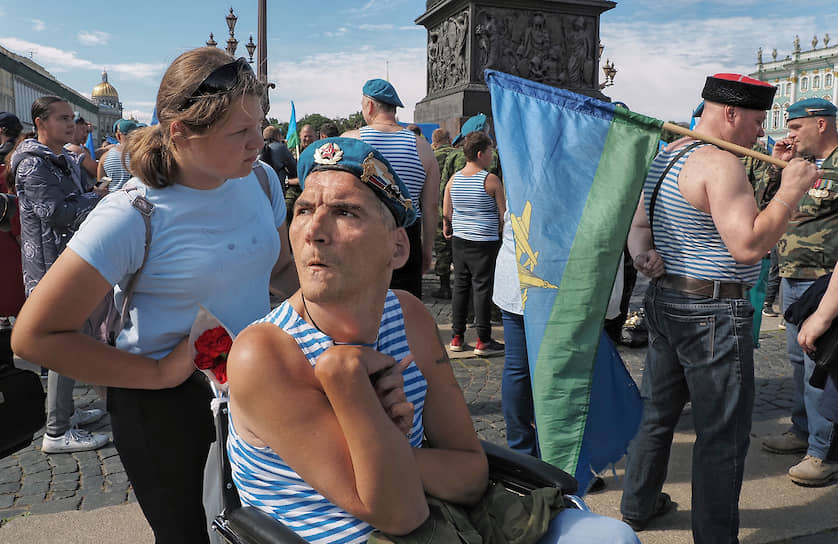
left=0, top=1, right=836, bottom=125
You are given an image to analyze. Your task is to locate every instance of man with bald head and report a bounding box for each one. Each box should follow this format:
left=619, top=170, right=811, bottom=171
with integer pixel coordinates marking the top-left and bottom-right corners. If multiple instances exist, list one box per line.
left=761, top=98, right=838, bottom=486
left=621, top=73, right=819, bottom=543
left=283, top=124, right=316, bottom=226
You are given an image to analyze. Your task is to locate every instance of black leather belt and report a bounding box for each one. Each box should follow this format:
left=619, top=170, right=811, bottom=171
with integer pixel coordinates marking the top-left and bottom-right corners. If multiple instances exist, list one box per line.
left=654, top=274, right=749, bottom=299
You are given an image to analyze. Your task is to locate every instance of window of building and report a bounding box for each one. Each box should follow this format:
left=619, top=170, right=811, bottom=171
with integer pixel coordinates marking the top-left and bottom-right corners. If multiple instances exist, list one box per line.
left=801, top=76, right=809, bottom=91
left=826, top=73, right=834, bottom=88
left=773, top=108, right=780, bottom=129
left=786, top=82, right=793, bottom=95
left=814, top=75, right=821, bottom=89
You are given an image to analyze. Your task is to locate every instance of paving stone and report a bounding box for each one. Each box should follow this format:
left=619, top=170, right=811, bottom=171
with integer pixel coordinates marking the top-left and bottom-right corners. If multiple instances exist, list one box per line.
left=14, top=493, right=46, bottom=506
left=0, top=482, right=20, bottom=494
left=97, top=446, right=120, bottom=460
left=0, top=508, right=28, bottom=521
left=50, top=490, right=78, bottom=501
left=106, top=472, right=129, bottom=485
left=19, top=481, right=49, bottom=496
left=21, top=461, right=49, bottom=475
left=28, top=496, right=81, bottom=515
left=81, top=490, right=127, bottom=511
left=52, top=471, right=79, bottom=484
left=24, top=470, right=52, bottom=483
left=50, top=479, right=79, bottom=492
left=80, top=475, right=105, bottom=492
left=0, top=494, right=15, bottom=509
left=0, top=468, right=21, bottom=484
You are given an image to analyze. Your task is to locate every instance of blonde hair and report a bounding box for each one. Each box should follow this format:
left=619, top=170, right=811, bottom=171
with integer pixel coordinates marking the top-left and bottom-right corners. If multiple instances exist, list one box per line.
left=126, top=47, right=265, bottom=188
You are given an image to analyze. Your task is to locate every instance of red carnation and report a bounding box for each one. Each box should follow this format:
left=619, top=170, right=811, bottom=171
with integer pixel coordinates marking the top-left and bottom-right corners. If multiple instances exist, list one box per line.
left=194, top=326, right=231, bottom=384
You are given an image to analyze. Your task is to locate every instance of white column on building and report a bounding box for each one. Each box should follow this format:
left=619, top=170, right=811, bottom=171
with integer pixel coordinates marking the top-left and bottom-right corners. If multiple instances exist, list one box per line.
left=791, top=69, right=798, bottom=103
left=833, top=68, right=837, bottom=104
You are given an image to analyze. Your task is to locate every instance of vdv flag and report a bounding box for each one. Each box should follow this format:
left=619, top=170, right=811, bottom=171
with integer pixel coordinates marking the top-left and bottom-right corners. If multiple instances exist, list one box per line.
left=85, top=131, right=96, bottom=158
left=150, top=107, right=159, bottom=126
left=286, top=101, right=299, bottom=151
left=486, top=70, right=659, bottom=492
left=766, top=135, right=776, bottom=154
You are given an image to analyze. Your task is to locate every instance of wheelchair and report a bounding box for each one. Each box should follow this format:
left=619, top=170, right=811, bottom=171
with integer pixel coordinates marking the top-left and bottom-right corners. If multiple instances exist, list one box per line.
left=211, top=400, right=589, bottom=544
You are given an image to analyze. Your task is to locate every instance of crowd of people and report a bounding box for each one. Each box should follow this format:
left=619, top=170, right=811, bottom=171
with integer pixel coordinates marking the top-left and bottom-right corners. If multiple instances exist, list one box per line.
left=2, top=45, right=838, bottom=544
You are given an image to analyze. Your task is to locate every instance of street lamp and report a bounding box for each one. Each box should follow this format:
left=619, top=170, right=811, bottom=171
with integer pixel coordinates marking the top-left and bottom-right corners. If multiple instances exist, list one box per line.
left=600, top=59, right=617, bottom=89
left=206, top=33, right=217, bottom=48
left=245, top=35, right=257, bottom=64
left=225, top=7, right=239, bottom=56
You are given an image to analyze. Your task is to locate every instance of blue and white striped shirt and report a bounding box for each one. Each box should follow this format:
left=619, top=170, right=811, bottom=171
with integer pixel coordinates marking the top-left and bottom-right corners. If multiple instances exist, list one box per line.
left=102, top=147, right=132, bottom=192
left=359, top=126, right=426, bottom=218
left=228, top=290, right=427, bottom=544
left=451, top=169, right=499, bottom=241
left=644, top=143, right=761, bottom=285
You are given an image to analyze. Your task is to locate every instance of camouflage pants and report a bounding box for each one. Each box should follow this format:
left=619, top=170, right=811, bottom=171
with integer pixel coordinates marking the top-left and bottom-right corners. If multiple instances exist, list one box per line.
left=284, top=184, right=302, bottom=227
left=434, top=216, right=452, bottom=278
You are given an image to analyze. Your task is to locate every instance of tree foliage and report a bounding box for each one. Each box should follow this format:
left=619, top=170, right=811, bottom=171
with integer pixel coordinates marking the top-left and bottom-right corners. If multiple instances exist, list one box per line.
left=270, top=111, right=367, bottom=138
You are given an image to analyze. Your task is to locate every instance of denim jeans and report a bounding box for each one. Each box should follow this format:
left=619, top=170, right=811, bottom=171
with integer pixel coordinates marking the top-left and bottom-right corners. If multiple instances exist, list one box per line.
left=500, top=310, right=538, bottom=457
left=621, top=283, right=754, bottom=544
left=782, top=278, right=835, bottom=459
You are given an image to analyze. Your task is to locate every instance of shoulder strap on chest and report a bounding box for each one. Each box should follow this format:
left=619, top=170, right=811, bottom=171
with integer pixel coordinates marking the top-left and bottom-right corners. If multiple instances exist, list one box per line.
left=648, top=141, right=705, bottom=238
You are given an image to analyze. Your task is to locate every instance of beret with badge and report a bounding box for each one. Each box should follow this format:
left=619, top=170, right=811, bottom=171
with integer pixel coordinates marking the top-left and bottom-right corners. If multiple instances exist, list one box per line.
left=452, top=113, right=488, bottom=146
left=297, top=137, right=417, bottom=228
left=362, top=79, right=404, bottom=108
left=787, top=98, right=838, bottom=121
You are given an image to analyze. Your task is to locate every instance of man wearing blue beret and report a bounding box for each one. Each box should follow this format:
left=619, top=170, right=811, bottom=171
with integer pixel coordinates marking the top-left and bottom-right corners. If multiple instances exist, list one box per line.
left=226, top=137, right=640, bottom=544
left=343, top=79, right=440, bottom=298
left=761, top=97, right=838, bottom=486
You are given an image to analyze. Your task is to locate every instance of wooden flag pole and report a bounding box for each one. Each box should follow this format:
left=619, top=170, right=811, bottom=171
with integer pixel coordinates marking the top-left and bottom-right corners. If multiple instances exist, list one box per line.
left=662, top=122, right=788, bottom=169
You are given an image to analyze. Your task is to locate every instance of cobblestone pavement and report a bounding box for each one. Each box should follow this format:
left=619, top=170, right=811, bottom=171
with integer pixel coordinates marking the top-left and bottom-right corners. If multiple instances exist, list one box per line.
left=0, top=274, right=801, bottom=529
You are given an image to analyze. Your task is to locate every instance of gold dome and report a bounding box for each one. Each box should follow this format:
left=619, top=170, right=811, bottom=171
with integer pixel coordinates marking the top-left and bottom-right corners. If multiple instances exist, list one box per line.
left=92, top=70, right=118, bottom=98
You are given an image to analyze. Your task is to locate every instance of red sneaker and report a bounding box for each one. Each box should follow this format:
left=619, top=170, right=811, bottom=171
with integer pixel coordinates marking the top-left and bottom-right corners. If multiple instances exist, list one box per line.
left=474, top=338, right=504, bottom=357
left=449, top=334, right=465, bottom=352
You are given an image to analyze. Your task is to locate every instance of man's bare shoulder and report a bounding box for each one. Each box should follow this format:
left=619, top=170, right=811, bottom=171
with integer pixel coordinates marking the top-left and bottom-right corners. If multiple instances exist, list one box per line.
left=341, top=129, right=361, bottom=139
left=228, top=321, right=309, bottom=385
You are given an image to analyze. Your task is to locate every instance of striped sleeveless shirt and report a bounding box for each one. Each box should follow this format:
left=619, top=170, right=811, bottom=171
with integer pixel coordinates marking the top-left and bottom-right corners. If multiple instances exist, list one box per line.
left=102, top=147, right=132, bottom=192
left=227, top=290, right=428, bottom=544
left=450, top=169, right=499, bottom=241
left=643, top=143, right=761, bottom=285
left=359, top=126, right=426, bottom=218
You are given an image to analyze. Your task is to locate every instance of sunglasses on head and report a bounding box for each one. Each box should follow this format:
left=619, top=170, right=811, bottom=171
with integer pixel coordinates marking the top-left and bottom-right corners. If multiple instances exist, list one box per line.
left=181, top=57, right=253, bottom=109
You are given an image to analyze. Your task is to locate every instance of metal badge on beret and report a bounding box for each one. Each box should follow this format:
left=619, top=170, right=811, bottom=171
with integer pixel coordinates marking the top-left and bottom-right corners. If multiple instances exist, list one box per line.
left=361, top=152, right=412, bottom=211
left=313, top=141, right=344, bottom=165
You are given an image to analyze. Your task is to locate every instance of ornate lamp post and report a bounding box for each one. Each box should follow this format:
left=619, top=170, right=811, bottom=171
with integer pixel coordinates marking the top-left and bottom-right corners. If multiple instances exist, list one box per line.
left=600, top=59, right=617, bottom=89
left=205, top=4, right=273, bottom=117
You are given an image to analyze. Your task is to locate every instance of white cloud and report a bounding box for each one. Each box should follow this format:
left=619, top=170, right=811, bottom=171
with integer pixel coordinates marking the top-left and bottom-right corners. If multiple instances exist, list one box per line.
left=30, top=19, right=45, bottom=32
left=122, top=108, right=153, bottom=125
left=78, top=31, right=110, bottom=46
left=325, top=27, right=348, bottom=38
left=107, top=62, right=166, bottom=81
left=0, top=37, right=94, bottom=72
left=266, top=46, right=426, bottom=123
left=600, top=16, right=818, bottom=121
left=399, top=26, right=424, bottom=31
left=358, top=24, right=394, bottom=31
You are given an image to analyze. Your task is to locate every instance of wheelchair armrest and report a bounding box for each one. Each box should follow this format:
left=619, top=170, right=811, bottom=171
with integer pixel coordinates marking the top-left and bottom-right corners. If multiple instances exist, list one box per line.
left=213, top=506, right=308, bottom=544
left=481, top=440, right=578, bottom=496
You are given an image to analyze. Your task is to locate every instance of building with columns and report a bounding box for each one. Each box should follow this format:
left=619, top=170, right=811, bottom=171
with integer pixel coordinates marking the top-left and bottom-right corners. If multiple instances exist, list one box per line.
left=91, top=70, right=123, bottom=142
left=750, top=34, right=838, bottom=140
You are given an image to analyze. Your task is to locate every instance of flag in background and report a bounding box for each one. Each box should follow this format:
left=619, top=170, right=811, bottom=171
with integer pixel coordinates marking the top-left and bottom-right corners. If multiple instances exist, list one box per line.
left=766, top=135, right=776, bottom=154
left=85, top=131, right=96, bottom=158
left=486, top=69, right=659, bottom=492
left=286, top=101, right=299, bottom=152
left=150, top=107, right=159, bottom=126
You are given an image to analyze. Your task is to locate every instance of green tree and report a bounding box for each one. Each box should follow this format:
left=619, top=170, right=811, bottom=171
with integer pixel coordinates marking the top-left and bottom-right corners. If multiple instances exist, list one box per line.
left=297, top=113, right=332, bottom=132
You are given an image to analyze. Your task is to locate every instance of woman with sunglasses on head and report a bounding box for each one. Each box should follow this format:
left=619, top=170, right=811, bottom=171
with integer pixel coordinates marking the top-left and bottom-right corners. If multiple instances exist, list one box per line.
left=12, top=47, right=298, bottom=543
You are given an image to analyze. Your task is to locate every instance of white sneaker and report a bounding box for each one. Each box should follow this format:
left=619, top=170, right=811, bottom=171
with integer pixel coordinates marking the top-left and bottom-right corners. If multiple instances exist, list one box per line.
left=69, top=407, right=106, bottom=427
left=41, top=428, right=109, bottom=454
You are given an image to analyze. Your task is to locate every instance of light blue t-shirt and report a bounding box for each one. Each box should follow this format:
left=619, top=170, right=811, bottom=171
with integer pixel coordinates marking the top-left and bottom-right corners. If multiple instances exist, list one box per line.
left=68, top=163, right=286, bottom=359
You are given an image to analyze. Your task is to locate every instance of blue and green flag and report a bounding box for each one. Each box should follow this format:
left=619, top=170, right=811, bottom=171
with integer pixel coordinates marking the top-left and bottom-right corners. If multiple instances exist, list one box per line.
left=286, top=101, right=299, bottom=152
left=486, top=70, right=660, bottom=492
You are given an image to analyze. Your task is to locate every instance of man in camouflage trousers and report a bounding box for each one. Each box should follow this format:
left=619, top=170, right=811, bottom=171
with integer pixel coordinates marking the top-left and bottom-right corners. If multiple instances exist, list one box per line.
left=761, top=98, right=838, bottom=486
left=432, top=128, right=455, bottom=298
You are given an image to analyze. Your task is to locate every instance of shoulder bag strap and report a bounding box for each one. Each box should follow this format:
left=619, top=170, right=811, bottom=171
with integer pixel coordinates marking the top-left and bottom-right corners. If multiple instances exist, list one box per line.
left=253, top=163, right=272, bottom=202
left=647, top=141, right=704, bottom=243
left=107, top=187, right=154, bottom=345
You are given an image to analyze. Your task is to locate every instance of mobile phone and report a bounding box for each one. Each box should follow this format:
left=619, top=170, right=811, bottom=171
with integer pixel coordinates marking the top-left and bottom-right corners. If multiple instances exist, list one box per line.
left=95, top=176, right=111, bottom=188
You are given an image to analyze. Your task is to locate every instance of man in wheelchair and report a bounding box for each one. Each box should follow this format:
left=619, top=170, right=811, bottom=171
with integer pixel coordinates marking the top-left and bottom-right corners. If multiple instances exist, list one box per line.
left=225, top=138, right=638, bottom=544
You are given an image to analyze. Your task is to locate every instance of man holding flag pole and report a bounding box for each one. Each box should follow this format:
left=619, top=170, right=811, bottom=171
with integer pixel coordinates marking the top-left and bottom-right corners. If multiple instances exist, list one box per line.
left=283, top=102, right=317, bottom=225
left=620, top=73, right=818, bottom=543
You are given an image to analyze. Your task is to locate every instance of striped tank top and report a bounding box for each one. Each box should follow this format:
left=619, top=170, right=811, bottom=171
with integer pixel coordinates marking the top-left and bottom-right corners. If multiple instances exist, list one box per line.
left=359, top=126, right=426, bottom=218
left=228, top=290, right=428, bottom=544
left=451, top=169, right=499, bottom=241
left=103, top=147, right=132, bottom=192
left=644, top=143, right=761, bottom=285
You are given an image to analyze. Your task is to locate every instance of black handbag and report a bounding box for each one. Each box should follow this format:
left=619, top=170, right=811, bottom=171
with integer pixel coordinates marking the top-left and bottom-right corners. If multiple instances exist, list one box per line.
left=0, top=359, right=46, bottom=459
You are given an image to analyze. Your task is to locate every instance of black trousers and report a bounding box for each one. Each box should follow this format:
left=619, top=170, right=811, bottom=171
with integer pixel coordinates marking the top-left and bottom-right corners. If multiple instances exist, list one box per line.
left=452, top=236, right=501, bottom=341
left=390, top=221, right=423, bottom=298
left=107, top=372, right=214, bottom=544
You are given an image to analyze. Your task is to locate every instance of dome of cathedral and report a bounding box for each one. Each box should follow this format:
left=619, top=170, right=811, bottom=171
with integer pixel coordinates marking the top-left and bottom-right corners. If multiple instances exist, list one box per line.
left=92, top=70, right=118, bottom=98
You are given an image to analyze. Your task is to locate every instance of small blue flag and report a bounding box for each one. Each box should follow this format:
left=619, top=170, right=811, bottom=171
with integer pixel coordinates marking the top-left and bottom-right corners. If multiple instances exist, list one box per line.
left=766, top=135, right=775, bottom=154
left=150, top=107, right=159, bottom=126
left=85, top=131, right=95, bottom=158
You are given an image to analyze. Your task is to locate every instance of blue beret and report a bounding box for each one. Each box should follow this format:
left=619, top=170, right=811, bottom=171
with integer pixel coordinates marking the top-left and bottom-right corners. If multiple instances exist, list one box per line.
left=113, top=119, right=139, bottom=134
left=787, top=98, right=837, bottom=120
left=692, top=101, right=705, bottom=118
left=297, top=137, right=417, bottom=228
left=362, top=79, right=404, bottom=108
left=452, top=114, right=487, bottom=146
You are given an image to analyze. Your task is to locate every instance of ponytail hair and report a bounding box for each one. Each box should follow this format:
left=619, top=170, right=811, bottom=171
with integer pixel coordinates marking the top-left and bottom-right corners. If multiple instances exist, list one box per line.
left=126, top=47, right=264, bottom=188
left=30, top=96, right=66, bottom=140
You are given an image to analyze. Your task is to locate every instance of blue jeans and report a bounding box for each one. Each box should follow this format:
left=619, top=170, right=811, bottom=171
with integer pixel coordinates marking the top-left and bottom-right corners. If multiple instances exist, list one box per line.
left=538, top=508, right=639, bottom=543
left=621, top=283, right=754, bottom=544
left=500, top=310, right=538, bottom=457
left=782, top=278, right=835, bottom=459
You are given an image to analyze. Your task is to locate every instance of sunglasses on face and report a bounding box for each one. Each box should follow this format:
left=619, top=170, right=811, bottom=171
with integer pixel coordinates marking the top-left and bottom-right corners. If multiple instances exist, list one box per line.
left=181, top=57, right=254, bottom=109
